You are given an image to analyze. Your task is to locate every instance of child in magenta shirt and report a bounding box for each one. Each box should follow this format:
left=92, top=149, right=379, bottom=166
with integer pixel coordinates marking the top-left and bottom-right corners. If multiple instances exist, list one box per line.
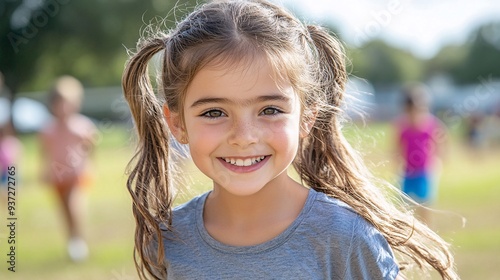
left=395, top=84, right=447, bottom=225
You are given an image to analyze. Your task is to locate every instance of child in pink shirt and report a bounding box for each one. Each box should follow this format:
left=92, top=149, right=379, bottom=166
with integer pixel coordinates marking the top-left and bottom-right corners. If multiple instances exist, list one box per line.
left=39, top=76, right=97, bottom=262
left=395, top=84, right=447, bottom=225
left=0, top=123, right=22, bottom=202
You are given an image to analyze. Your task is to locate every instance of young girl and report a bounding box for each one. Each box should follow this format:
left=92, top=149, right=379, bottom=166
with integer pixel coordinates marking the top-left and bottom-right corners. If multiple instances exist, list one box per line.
left=122, top=0, right=458, bottom=279
left=39, top=75, right=97, bottom=262
left=395, top=84, right=447, bottom=226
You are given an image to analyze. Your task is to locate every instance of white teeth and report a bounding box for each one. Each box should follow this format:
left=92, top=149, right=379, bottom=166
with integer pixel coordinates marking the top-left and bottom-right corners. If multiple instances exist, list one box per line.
left=223, top=156, right=266, bottom=166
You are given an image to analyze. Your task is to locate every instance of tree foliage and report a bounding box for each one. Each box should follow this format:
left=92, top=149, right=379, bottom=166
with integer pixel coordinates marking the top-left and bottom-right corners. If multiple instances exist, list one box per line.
left=453, top=22, right=500, bottom=84
left=0, top=0, right=197, bottom=95
left=348, top=40, right=425, bottom=89
left=346, top=21, right=500, bottom=88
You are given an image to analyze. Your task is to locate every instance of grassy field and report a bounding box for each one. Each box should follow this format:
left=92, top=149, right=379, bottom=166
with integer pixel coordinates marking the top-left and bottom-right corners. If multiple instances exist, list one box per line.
left=0, top=122, right=499, bottom=279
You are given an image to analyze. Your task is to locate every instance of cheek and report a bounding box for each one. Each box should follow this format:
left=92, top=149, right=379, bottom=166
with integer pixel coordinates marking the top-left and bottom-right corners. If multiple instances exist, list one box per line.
left=263, top=119, right=301, bottom=147
left=186, top=124, right=222, bottom=151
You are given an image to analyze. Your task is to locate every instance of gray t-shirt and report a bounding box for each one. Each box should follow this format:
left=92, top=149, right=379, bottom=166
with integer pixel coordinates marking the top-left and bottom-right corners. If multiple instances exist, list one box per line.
left=158, top=188, right=399, bottom=279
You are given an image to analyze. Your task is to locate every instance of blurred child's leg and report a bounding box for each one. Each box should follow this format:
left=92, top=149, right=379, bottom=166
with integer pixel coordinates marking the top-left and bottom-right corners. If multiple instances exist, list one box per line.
left=55, top=183, right=88, bottom=262
left=403, top=173, right=434, bottom=227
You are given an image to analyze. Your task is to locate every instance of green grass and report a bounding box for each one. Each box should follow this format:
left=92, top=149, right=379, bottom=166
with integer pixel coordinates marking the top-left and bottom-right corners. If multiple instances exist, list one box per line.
left=1, top=122, right=499, bottom=279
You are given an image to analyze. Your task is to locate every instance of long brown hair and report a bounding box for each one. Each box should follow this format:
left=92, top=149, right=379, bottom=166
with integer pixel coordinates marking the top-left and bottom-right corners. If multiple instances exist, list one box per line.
left=122, top=0, right=458, bottom=279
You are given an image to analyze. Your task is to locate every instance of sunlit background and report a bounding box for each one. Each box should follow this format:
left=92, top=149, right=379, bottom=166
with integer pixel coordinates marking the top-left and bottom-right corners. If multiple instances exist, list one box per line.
left=0, top=0, right=499, bottom=279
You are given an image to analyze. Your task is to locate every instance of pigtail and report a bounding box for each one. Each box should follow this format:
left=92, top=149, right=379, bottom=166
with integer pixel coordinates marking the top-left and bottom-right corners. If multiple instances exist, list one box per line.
left=296, top=25, right=370, bottom=208
left=122, top=36, right=171, bottom=280
left=295, top=25, right=458, bottom=279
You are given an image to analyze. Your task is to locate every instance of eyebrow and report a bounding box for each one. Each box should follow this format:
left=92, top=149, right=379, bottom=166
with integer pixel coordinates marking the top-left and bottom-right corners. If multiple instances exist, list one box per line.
left=189, top=94, right=291, bottom=108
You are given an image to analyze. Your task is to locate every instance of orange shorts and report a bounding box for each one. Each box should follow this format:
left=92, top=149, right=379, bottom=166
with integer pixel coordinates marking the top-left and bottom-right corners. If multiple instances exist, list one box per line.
left=53, top=172, right=94, bottom=196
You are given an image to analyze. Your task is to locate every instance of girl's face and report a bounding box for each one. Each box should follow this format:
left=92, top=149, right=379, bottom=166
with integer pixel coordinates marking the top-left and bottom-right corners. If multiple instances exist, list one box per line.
left=168, top=56, right=306, bottom=196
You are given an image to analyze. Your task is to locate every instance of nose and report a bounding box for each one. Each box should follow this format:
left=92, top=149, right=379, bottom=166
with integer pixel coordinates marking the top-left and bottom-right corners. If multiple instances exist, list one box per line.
left=227, top=117, right=259, bottom=148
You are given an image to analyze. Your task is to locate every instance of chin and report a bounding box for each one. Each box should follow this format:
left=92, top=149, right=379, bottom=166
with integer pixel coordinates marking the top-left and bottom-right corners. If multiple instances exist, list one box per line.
left=216, top=182, right=267, bottom=197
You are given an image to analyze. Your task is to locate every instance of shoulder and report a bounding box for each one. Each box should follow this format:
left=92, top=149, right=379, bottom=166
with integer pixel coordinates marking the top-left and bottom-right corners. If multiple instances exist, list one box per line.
left=68, top=114, right=98, bottom=140
left=425, top=114, right=447, bottom=136
left=312, top=193, right=387, bottom=245
left=72, top=114, right=97, bottom=130
left=301, top=190, right=376, bottom=248
left=307, top=190, right=399, bottom=279
left=307, top=191, right=366, bottom=233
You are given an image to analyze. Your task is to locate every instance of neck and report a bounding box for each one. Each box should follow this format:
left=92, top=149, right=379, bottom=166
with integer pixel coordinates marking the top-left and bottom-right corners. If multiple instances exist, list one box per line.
left=202, top=175, right=309, bottom=246
left=205, top=175, right=308, bottom=227
left=408, top=110, right=428, bottom=125
left=55, top=114, right=74, bottom=125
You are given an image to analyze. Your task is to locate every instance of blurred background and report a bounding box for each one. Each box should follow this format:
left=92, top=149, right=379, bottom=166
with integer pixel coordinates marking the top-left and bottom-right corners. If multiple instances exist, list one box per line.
left=0, top=0, right=499, bottom=279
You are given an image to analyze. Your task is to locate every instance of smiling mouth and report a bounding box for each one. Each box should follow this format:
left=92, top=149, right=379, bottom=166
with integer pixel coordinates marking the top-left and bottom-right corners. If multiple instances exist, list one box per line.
left=221, top=156, right=267, bottom=167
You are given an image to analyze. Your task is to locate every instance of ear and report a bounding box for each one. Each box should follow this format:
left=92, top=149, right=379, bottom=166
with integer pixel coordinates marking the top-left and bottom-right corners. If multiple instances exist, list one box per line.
left=163, top=104, right=187, bottom=144
left=300, top=109, right=317, bottom=138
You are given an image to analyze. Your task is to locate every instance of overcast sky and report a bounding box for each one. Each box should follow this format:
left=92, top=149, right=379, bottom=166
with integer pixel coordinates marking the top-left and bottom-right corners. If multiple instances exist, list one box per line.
left=276, top=0, right=500, bottom=58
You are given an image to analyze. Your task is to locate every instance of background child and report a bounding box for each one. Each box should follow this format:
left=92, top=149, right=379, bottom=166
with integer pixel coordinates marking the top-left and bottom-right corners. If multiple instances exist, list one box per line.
left=395, top=84, right=447, bottom=225
left=122, top=0, right=458, bottom=279
left=0, top=72, right=21, bottom=202
left=39, top=75, right=97, bottom=262
left=0, top=123, right=22, bottom=204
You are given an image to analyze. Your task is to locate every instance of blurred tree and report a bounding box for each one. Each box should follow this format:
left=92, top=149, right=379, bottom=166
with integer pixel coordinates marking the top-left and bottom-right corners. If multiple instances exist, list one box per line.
left=428, top=21, right=500, bottom=85
left=348, top=40, right=424, bottom=90
left=426, top=44, right=468, bottom=79
left=454, top=22, right=500, bottom=84
left=1, top=0, right=44, bottom=97
left=0, top=0, right=197, bottom=95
